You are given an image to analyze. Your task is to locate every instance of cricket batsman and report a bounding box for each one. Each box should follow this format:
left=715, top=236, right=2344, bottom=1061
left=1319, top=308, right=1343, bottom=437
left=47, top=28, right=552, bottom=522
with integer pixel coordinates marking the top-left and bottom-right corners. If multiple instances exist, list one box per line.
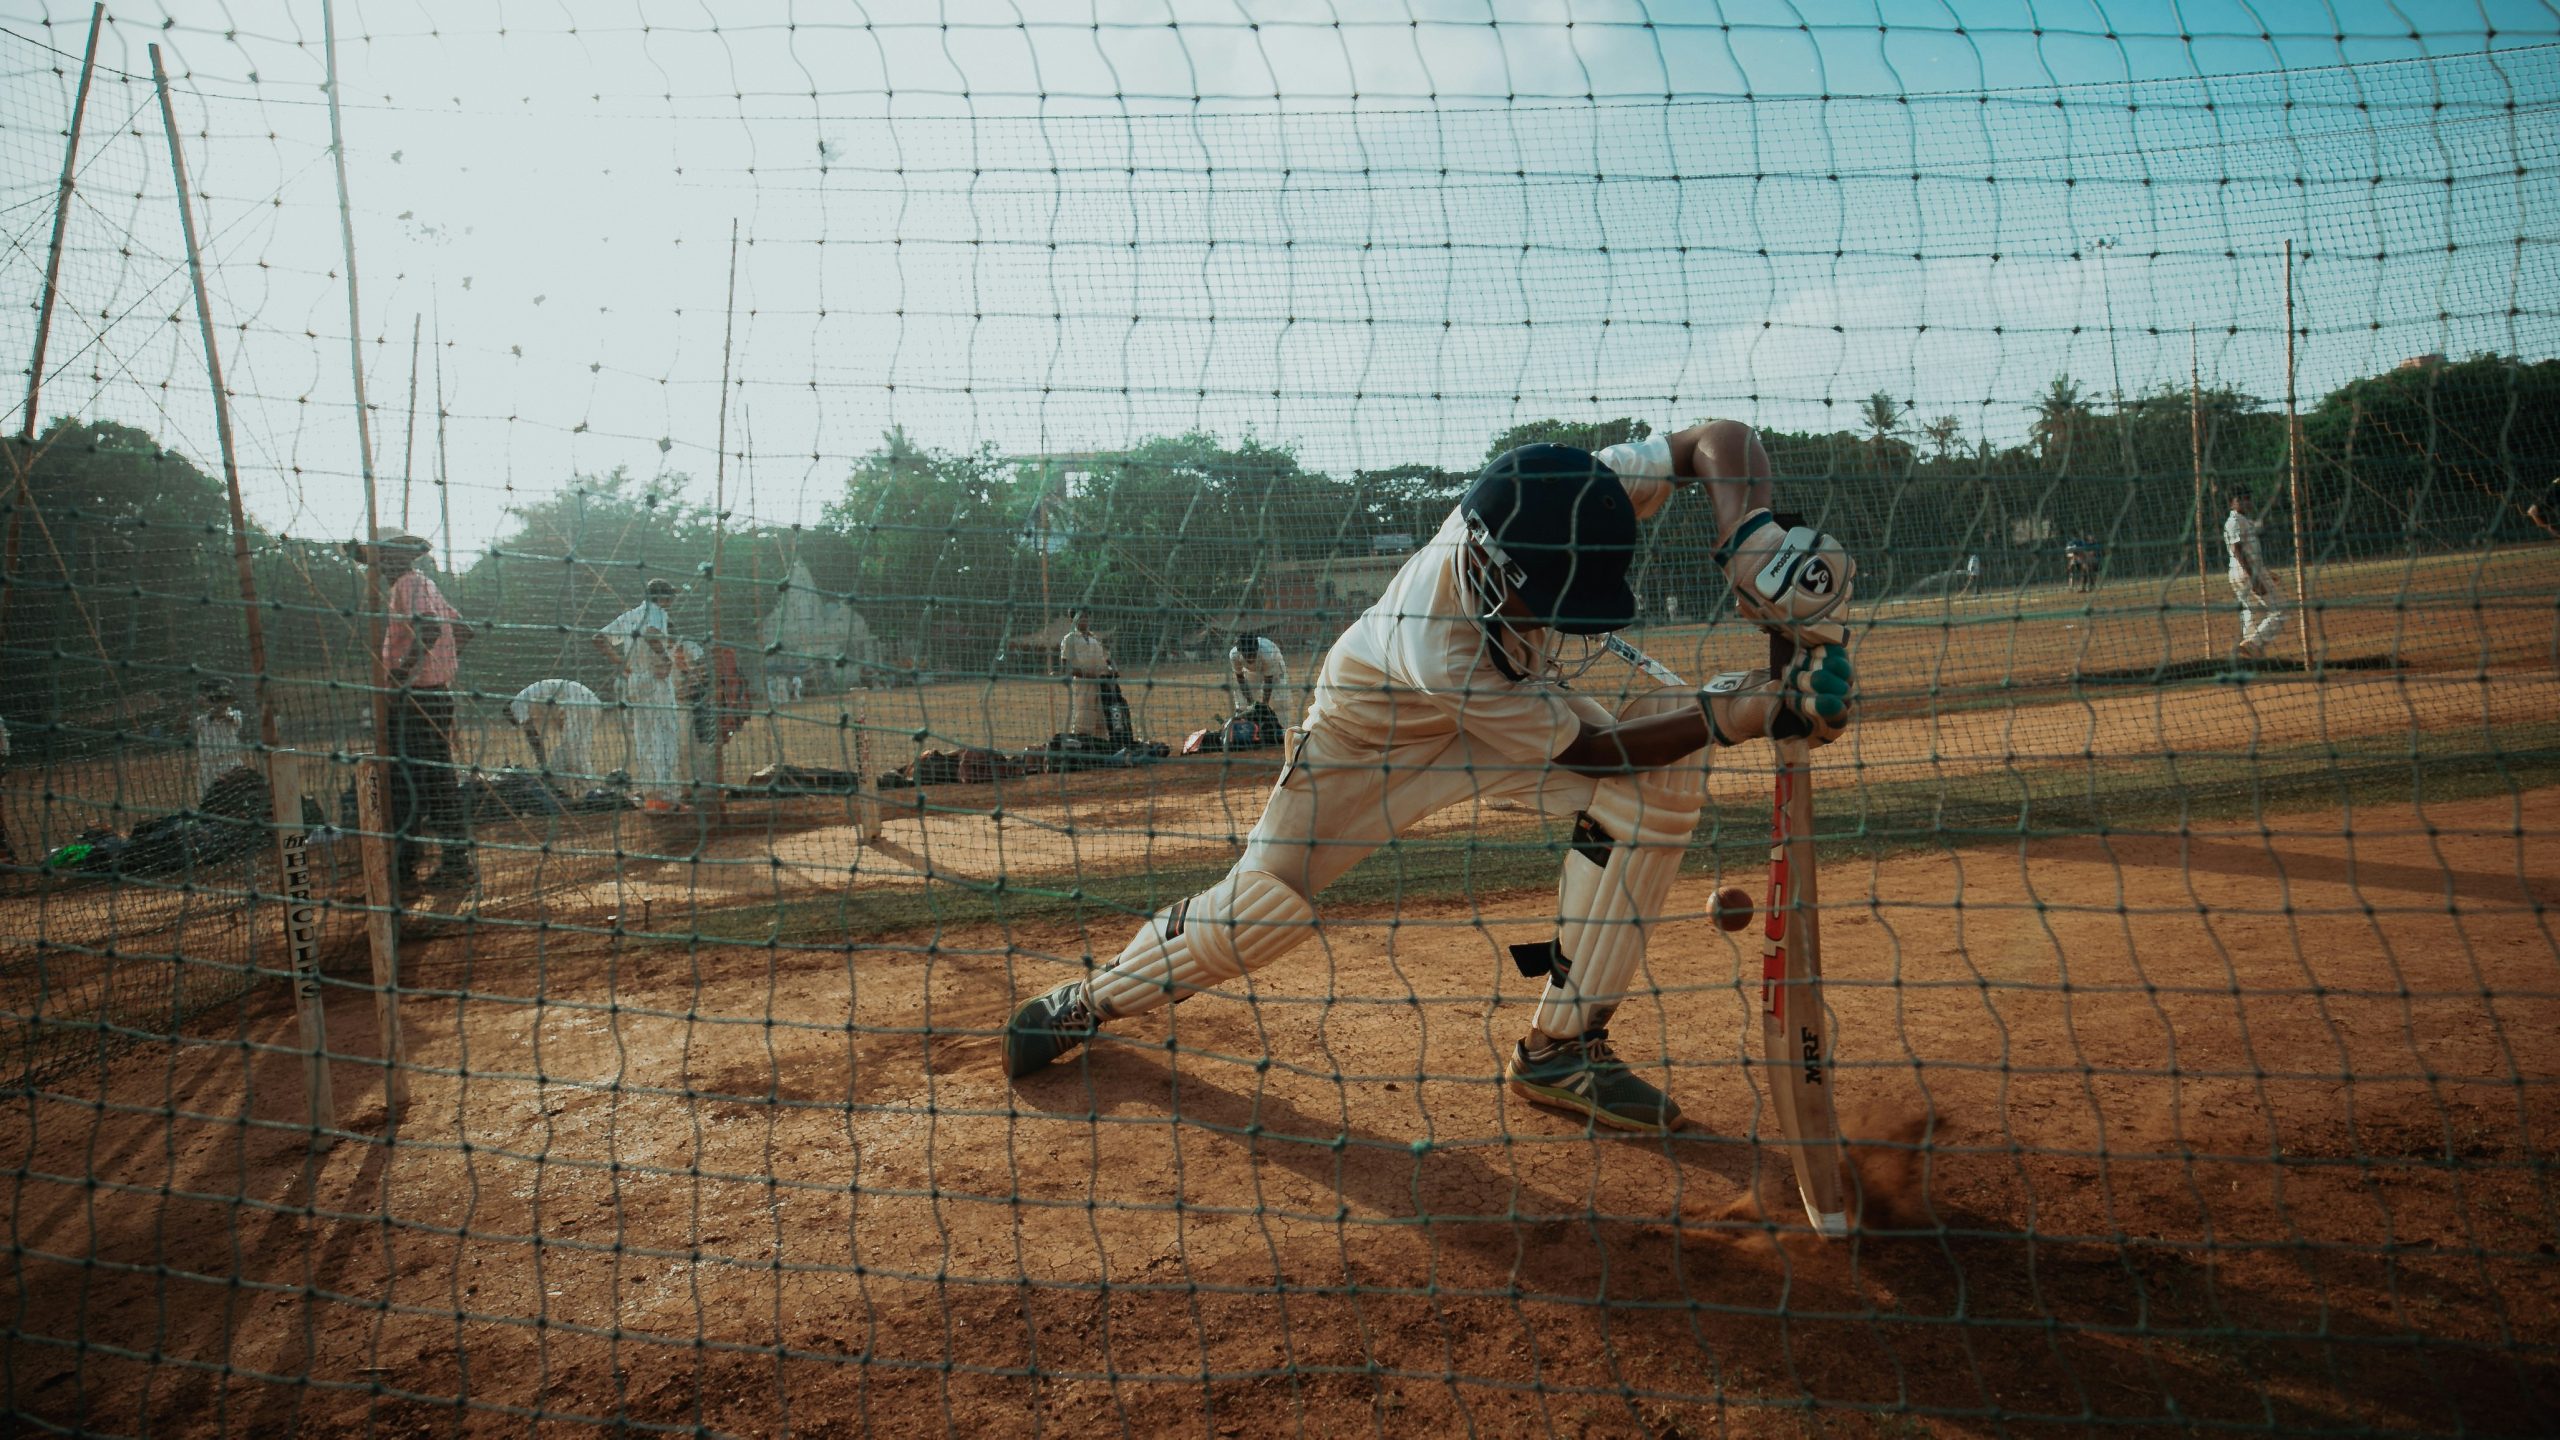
left=1005, top=422, right=1857, bottom=1134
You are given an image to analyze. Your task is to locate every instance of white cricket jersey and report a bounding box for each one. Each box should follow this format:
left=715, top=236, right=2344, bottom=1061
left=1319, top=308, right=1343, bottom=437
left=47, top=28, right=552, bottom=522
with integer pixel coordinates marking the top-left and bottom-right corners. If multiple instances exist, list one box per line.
left=1060, top=629, right=1112, bottom=676
left=1304, top=438, right=1678, bottom=767
left=601, top=601, right=672, bottom=680
left=1231, top=637, right=1289, bottom=693
left=2223, top=510, right=2265, bottom=578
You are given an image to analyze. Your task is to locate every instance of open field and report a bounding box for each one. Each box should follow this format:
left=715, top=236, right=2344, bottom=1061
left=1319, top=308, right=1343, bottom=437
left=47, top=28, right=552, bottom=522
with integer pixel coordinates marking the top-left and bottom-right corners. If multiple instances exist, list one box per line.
left=4, top=544, right=2549, bottom=1082
left=5, top=784, right=2555, bottom=1436
left=3, top=542, right=2554, bottom=1435
left=8, top=544, right=2549, bottom=863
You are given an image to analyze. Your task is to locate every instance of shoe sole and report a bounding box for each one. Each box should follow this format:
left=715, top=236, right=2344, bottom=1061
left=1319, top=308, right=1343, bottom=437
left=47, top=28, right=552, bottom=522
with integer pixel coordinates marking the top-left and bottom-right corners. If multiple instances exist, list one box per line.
left=1504, top=1070, right=1677, bottom=1136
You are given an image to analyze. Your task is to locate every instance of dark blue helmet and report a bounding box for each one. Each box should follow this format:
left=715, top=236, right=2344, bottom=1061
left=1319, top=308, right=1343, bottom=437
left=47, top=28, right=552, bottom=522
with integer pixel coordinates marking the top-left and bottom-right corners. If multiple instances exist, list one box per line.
left=1461, top=444, right=1639, bottom=635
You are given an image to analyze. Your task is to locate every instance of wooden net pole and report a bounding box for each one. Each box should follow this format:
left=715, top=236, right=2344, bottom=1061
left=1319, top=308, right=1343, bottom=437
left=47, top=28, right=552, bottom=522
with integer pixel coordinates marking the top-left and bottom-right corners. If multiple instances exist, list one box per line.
left=2191, top=329, right=2212, bottom=659
left=398, top=316, right=421, bottom=532
left=5, top=2, right=106, bottom=637
left=153, top=41, right=338, bottom=1146
left=2284, top=240, right=2313, bottom=671
left=323, top=0, right=406, bottom=1127
left=707, top=221, right=740, bottom=815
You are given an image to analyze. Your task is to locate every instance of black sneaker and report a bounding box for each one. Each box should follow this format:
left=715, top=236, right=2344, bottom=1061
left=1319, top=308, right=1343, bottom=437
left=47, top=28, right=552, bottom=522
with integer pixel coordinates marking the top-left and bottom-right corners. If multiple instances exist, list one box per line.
left=1003, top=980, right=1098, bottom=1079
left=1503, top=1028, right=1682, bottom=1135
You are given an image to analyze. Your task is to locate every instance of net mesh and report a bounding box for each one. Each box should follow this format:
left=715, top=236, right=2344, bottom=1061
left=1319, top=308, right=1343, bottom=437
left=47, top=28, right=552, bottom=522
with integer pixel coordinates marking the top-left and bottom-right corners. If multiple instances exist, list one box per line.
left=2, top=4, right=2555, bottom=1435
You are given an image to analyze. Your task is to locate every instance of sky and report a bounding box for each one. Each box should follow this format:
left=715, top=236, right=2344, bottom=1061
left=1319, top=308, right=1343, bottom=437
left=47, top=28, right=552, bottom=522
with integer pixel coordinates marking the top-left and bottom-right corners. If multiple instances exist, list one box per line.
left=2, top=0, right=2554, bottom=562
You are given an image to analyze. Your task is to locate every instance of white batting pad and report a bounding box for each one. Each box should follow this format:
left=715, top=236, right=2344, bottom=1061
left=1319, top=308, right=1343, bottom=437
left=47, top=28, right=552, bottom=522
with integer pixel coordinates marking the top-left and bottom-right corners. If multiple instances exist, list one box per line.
left=1086, top=867, right=1319, bottom=1020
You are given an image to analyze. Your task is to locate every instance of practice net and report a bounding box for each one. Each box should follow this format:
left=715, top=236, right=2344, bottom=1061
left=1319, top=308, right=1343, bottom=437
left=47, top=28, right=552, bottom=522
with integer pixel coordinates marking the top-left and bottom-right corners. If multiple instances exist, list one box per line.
left=2, top=4, right=2555, bottom=1435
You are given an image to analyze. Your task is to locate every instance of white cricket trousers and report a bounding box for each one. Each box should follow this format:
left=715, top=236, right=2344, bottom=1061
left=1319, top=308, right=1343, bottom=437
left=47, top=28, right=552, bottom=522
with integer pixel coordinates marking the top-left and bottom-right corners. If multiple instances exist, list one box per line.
left=2230, top=573, right=2287, bottom=650
left=1240, top=697, right=1625, bottom=898
left=1092, top=687, right=1706, bottom=1039
left=1064, top=672, right=1111, bottom=737
left=621, top=672, right=686, bottom=802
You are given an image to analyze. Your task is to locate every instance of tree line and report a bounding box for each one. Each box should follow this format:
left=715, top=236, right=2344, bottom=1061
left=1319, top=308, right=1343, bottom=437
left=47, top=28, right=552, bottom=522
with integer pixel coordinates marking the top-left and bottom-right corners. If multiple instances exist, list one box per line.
left=3, top=353, right=2551, bottom=755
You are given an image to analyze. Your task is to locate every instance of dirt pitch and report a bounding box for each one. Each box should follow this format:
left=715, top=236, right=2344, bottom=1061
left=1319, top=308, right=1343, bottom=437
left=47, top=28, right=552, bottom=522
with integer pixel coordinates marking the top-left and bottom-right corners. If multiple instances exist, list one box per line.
left=7, top=783, right=2556, bottom=1437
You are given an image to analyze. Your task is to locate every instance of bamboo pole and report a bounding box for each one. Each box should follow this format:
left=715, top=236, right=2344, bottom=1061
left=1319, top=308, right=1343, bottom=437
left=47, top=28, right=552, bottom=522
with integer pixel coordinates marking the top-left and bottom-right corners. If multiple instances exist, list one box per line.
left=2191, top=329, right=2212, bottom=659
left=5, top=3, right=106, bottom=637
left=707, top=221, right=739, bottom=815
left=153, top=42, right=337, bottom=1146
left=323, top=0, right=406, bottom=1127
left=17, top=2, right=101, bottom=444
left=398, top=315, right=421, bottom=531
left=433, top=308, right=454, bottom=576
left=2284, top=240, right=2312, bottom=671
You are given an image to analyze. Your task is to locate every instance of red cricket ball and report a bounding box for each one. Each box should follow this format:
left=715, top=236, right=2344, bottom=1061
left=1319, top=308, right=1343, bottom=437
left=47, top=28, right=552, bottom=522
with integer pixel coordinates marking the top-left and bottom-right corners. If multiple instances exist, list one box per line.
left=1712, top=886, right=1754, bottom=933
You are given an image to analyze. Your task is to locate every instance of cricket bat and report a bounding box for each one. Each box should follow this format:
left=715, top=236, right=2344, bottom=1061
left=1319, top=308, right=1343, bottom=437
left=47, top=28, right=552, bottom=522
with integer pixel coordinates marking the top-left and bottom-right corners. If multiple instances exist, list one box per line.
left=1762, top=625, right=1848, bottom=1237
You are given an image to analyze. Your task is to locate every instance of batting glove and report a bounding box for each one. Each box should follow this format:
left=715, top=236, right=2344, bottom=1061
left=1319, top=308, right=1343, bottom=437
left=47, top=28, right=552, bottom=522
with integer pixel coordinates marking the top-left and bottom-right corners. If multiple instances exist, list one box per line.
left=1696, top=644, right=1856, bottom=749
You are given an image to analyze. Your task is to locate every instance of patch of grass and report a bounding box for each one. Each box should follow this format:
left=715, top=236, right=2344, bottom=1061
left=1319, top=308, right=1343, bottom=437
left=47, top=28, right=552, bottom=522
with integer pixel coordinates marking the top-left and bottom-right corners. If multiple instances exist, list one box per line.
left=674, top=721, right=2560, bottom=952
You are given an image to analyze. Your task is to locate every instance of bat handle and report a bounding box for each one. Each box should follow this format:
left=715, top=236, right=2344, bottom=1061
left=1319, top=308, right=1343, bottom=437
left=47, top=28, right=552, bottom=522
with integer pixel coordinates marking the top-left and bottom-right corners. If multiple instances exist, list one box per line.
left=1767, top=510, right=1806, bottom=673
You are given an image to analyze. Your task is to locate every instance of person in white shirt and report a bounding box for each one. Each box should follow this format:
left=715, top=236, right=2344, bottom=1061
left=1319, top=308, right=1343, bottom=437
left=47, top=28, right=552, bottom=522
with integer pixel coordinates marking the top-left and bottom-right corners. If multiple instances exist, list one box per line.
left=192, top=681, right=251, bottom=798
left=1058, top=611, right=1115, bottom=738
left=1004, top=424, right=1858, bottom=1138
left=1960, top=552, right=1982, bottom=596
left=1227, top=631, right=1291, bottom=723
left=508, top=679, right=602, bottom=781
left=590, top=578, right=685, bottom=809
left=2224, top=490, right=2287, bottom=660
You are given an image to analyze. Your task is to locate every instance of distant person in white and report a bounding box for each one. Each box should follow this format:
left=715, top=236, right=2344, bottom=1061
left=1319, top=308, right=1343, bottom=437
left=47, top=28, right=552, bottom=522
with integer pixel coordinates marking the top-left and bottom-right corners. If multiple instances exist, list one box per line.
left=591, top=577, right=685, bottom=809
left=1058, top=610, right=1115, bottom=738
left=1228, top=631, right=1291, bottom=721
left=192, top=681, right=250, bottom=796
left=2224, top=490, right=2287, bottom=659
left=1960, top=552, right=1982, bottom=596
left=509, top=679, right=601, bottom=782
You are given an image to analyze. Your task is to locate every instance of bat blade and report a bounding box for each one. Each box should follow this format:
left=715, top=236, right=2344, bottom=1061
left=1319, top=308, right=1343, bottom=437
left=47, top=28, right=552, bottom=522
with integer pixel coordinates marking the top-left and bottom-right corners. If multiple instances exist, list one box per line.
left=1762, top=632, right=1847, bottom=1237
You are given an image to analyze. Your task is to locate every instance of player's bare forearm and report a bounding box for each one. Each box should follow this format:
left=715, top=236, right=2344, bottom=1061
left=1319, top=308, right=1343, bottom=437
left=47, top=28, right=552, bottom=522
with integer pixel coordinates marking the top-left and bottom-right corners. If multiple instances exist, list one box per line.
left=1552, top=706, right=1713, bottom=775
left=1666, top=419, right=1775, bottom=540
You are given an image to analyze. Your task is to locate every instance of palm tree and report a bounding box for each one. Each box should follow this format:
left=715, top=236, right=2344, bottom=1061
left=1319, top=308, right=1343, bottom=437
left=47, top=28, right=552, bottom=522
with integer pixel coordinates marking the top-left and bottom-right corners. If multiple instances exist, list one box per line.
left=1859, top=392, right=1906, bottom=446
left=1920, top=414, right=1963, bottom=463
left=1858, top=392, right=1910, bottom=477
left=2028, top=375, right=2095, bottom=470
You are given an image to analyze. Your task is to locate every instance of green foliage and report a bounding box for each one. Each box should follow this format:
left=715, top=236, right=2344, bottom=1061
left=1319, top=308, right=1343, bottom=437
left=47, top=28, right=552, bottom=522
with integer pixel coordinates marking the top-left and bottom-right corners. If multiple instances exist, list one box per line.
left=2301, top=354, right=2560, bottom=551
left=822, top=428, right=1025, bottom=670
left=452, top=464, right=719, bottom=697
left=0, top=418, right=365, bottom=748
left=2028, top=375, right=2098, bottom=470
left=5, top=352, right=2550, bottom=718
left=1348, top=462, right=1472, bottom=542
left=1480, top=417, right=1651, bottom=464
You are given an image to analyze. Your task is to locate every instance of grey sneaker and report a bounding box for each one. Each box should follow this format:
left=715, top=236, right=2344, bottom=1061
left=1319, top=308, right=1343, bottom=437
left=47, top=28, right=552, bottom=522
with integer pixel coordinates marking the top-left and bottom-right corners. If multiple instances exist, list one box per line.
left=1004, top=980, right=1099, bottom=1079
left=1504, top=1028, right=1682, bottom=1135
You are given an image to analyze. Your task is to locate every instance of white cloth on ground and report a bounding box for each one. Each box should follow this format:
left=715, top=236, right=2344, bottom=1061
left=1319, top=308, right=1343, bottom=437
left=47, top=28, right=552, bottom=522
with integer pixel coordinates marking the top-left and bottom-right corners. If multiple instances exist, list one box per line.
left=510, top=679, right=602, bottom=779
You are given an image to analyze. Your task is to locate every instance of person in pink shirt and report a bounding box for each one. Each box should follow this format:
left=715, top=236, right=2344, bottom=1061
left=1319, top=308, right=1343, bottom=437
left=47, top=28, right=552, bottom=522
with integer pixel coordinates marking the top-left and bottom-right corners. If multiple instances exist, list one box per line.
left=351, top=533, right=477, bottom=893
